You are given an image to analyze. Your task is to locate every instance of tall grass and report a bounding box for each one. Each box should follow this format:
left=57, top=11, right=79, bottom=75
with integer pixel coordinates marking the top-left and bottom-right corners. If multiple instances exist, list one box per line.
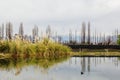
left=0, top=38, right=71, bottom=58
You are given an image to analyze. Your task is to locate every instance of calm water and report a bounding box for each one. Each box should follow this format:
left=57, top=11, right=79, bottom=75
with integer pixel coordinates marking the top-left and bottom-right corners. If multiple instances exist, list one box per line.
left=0, top=57, right=120, bottom=80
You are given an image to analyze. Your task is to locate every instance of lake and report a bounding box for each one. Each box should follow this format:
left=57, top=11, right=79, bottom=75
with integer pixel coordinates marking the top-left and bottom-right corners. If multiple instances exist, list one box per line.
left=0, top=57, right=120, bottom=80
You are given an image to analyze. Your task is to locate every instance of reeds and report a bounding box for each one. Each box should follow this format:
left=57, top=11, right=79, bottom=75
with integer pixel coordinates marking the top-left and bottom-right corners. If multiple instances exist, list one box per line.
left=0, top=38, right=71, bottom=58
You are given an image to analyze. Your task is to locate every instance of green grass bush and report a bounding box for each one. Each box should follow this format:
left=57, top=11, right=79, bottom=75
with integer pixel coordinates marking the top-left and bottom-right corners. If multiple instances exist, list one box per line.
left=0, top=38, right=71, bottom=58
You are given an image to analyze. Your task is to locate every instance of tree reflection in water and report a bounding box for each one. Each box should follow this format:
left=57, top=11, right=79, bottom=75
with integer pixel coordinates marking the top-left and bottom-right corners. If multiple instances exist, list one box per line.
left=68, top=57, right=120, bottom=75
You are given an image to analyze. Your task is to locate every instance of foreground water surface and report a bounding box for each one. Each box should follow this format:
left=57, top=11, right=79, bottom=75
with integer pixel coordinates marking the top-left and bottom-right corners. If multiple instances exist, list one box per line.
left=0, top=57, right=120, bottom=80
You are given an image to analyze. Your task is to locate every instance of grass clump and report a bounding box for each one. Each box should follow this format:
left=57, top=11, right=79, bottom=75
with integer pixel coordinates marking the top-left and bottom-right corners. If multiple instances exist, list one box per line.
left=0, top=38, right=71, bottom=58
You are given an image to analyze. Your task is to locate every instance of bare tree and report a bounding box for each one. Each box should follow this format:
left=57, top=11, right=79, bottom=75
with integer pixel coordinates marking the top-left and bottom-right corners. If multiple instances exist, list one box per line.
left=97, top=34, right=99, bottom=44
left=103, top=33, right=106, bottom=44
left=94, top=29, right=96, bottom=44
left=0, top=26, right=1, bottom=40
left=46, top=25, right=51, bottom=39
left=69, top=29, right=72, bottom=43
left=6, top=22, right=13, bottom=40
left=6, top=23, right=8, bottom=40
left=55, top=32, right=58, bottom=42
left=2, top=24, right=4, bottom=40
left=107, top=36, right=111, bottom=45
left=87, top=22, right=90, bottom=44
left=19, top=22, right=24, bottom=40
left=32, top=25, right=39, bottom=42
left=74, top=30, right=77, bottom=43
left=81, top=22, right=86, bottom=44
left=99, top=33, right=102, bottom=43
left=32, top=25, right=39, bottom=37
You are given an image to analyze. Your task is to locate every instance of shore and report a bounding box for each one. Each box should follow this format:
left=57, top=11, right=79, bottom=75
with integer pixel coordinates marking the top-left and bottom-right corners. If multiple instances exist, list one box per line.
left=1, top=51, right=120, bottom=59
left=70, top=51, right=120, bottom=57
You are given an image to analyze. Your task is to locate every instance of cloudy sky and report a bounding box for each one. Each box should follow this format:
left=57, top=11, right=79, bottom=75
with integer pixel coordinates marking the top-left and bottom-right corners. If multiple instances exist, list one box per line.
left=0, top=0, right=120, bottom=36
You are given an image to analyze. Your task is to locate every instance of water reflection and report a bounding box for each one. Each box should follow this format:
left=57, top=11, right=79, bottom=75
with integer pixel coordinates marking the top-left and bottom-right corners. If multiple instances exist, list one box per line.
left=0, top=57, right=69, bottom=74
left=69, top=57, right=120, bottom=74
left=0, top=57, right=120, bottom=80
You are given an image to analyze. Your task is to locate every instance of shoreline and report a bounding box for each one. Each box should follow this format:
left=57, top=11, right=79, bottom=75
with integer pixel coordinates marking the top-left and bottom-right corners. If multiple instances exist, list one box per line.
left=70, top=51, right=120, bottom=57
left=1, top=51, right=120, bottom=59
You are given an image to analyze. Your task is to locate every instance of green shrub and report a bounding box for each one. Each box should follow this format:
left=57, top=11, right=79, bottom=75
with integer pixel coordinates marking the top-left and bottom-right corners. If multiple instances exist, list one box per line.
left=117, top=35, right=120, bottom=45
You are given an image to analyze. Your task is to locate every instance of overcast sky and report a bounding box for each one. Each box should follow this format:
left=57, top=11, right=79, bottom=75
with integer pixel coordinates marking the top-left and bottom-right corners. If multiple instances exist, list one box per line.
left=0, top=0, right=120, bottom=36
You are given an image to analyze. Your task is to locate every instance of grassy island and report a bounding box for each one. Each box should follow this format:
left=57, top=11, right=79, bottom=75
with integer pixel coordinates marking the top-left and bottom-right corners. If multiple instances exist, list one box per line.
left=0, top=38, right=71, bottom=58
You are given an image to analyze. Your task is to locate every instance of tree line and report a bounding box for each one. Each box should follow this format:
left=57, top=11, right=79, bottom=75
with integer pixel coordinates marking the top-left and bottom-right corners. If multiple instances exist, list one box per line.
left=0, top=22, right=119, bottom=45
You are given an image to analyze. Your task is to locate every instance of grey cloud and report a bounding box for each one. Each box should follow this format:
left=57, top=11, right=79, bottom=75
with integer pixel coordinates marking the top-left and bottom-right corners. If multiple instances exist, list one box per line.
left=0, top=0, right=120, bottom=35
